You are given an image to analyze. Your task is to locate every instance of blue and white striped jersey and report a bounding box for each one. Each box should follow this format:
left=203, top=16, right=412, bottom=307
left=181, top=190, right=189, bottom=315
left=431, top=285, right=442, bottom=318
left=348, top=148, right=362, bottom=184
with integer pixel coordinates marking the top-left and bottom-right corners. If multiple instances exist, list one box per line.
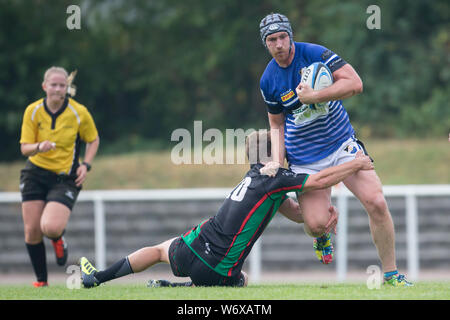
left=260, top=42, right=355, bottom=165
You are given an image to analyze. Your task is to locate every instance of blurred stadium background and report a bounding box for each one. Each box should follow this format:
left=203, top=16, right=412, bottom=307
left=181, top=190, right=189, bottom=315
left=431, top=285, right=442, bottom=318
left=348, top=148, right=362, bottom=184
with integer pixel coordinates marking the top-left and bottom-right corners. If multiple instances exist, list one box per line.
left=0, top=0, right=449, bottom=285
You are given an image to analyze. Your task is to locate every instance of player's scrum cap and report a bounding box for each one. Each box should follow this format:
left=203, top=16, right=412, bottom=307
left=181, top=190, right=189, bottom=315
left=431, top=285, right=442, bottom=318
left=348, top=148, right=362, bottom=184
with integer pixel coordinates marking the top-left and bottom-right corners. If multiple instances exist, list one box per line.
left=259, top=13, right=293, bottom=47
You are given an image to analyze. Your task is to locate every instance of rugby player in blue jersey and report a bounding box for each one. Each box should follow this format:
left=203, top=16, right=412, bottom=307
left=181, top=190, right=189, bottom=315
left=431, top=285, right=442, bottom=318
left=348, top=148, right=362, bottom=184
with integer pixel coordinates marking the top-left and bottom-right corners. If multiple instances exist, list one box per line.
left=79, top=130, right=374, bottom=288
left=258, top=13, right=411, bottom=286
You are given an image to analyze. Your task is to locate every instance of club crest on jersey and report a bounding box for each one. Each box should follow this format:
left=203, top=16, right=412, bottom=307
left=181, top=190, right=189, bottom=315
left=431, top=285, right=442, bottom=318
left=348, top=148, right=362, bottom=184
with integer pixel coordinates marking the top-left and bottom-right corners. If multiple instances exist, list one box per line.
left=281, top=90, right=295, bottom=102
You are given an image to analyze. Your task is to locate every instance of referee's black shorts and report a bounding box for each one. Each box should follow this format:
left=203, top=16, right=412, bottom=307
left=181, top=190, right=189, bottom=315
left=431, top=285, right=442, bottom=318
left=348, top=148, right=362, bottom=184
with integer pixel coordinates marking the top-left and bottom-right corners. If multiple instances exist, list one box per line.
left=168, top=237, right=246, bottom=287
left=20, top=160, right=81, bottom=210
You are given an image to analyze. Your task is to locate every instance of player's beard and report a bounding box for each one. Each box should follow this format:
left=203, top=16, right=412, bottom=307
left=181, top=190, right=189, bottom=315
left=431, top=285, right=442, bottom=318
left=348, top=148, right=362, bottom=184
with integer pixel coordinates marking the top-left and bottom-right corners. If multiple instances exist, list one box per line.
left=274, top=47, right=290, bottom=64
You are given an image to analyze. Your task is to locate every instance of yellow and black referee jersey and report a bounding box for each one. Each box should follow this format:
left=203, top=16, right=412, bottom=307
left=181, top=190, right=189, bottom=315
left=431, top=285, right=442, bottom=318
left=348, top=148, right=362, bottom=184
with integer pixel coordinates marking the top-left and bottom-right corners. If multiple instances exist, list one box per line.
left=20, top=97, right=98, bottom=175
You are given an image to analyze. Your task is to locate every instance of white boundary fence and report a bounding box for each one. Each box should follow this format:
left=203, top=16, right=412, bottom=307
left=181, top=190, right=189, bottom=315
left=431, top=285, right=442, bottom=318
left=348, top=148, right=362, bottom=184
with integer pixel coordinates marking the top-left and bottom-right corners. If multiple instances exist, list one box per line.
left=1, top=184, right=450, bottom=282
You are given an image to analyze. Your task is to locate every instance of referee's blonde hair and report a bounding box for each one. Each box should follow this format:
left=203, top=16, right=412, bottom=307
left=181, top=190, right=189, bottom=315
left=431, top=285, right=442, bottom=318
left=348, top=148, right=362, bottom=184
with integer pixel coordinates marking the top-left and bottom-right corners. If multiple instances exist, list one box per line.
left=43, top=66, right=68, bottom=83
left=245, top=130, right=272, bottom=164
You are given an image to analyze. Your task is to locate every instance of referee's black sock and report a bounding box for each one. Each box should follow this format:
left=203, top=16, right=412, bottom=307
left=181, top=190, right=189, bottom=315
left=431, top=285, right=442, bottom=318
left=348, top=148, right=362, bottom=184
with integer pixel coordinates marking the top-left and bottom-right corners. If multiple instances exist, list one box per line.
left=94, top=257, right=134, bottom=284
left=25, top=242, right=47, bottom=283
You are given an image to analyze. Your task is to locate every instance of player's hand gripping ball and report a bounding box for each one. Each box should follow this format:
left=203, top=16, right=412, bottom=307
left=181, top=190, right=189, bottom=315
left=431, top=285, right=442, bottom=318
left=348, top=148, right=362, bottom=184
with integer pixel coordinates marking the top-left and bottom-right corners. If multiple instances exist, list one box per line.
left=298, top=62, right=333, bottom=109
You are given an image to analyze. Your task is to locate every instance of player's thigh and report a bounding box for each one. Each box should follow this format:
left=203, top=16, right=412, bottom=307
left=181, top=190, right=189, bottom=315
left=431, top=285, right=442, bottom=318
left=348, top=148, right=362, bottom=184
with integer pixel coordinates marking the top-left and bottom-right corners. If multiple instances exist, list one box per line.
left=22, top=200, right=46, bottom=243
left=343, top=169, right=387, bottom=214
left=158, top=237, right=178, bottom=264
left=40, top=202, right=71, bottom=237
left=297, top=187, right=332, bottom=225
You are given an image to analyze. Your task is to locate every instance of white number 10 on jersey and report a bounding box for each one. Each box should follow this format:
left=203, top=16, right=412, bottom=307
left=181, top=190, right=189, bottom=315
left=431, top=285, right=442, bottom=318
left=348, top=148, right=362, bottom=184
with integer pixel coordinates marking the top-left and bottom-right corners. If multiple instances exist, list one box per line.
left=227, top=177, right=252, bottom=202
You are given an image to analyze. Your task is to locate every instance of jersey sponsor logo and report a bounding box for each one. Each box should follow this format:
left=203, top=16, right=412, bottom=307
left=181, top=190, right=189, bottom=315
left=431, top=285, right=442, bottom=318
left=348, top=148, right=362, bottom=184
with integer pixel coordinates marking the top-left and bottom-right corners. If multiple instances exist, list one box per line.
left=292, top=103, right=329, bottom=125
left=280, top=90, right=295, bottom=102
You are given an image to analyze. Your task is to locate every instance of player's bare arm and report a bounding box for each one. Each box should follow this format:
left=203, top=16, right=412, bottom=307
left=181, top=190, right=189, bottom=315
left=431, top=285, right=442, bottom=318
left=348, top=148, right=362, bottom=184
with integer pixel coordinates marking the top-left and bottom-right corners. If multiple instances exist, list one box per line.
left=278, top=198, right=303, bottom=223
left=82, top=136, right=100, bottom=165
left=260, top=112, right=285, bottom=176
left=75, top=136, right=100, bottom=187
left=296, top=64, right=363, bottom=104
left=268, top=112, right=285, bottom=165
left=20, top=140, right=56, bottom=157
left=303, top=151, right=373, bottom=192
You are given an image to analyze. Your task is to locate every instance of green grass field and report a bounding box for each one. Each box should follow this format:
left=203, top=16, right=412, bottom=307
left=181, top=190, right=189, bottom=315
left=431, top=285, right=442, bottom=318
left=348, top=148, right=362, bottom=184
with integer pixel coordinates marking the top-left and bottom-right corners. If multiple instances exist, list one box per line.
left=1, top=139, right=448, bottom=305
left=1, top=282, right=449, bottom=300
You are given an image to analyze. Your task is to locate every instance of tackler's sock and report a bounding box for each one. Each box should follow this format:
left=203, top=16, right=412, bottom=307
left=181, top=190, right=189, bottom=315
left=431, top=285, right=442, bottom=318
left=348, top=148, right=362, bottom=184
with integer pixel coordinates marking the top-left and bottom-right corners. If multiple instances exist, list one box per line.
left=94, top=257, right=134, bottom=284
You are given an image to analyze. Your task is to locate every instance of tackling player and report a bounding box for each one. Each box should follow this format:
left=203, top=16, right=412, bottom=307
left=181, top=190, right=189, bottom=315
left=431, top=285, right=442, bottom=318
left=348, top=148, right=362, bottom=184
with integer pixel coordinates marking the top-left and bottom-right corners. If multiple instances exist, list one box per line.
left=79, top=130, right=373, bottom=288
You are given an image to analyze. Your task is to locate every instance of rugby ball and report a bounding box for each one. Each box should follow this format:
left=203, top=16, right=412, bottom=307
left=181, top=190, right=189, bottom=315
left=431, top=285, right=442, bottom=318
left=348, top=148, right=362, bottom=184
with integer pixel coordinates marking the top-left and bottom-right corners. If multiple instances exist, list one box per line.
left=300, top=62, right=333, bottom=109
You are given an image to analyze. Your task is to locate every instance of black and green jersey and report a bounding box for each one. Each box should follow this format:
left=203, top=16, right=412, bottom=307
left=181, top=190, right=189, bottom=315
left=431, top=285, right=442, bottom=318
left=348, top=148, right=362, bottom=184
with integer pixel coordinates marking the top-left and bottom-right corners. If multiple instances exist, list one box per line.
left=181, top=163, right=308, bottom=278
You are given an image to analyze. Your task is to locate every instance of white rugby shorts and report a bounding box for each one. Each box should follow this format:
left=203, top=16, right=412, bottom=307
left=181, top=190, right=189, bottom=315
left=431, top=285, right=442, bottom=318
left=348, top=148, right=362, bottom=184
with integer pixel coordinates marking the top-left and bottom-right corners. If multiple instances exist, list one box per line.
left=289, top=136, right=368, bottom=175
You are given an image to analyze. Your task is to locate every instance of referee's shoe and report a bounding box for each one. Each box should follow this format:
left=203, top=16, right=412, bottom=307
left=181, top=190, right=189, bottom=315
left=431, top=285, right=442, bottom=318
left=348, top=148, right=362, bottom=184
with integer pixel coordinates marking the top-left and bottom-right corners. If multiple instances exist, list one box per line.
left=51, top=231, right=68, bottom=266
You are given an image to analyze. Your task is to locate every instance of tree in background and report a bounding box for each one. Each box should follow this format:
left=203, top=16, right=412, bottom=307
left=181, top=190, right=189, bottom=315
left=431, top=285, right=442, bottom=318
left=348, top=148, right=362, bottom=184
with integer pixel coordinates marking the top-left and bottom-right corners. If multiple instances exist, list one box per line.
left=0, top=0, right=448, bottom=161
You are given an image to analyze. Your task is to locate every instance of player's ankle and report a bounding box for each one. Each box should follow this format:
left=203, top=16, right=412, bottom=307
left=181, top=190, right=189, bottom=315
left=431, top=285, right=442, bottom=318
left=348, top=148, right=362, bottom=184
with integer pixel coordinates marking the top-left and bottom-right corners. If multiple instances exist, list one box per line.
left=383, top=270, right=398, bottom=280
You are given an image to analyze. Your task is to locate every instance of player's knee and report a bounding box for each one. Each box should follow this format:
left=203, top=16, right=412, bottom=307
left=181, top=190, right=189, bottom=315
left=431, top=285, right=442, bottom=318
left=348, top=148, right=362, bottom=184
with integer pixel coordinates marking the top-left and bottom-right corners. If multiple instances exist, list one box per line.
left=299, top=192, right=331, bottom=237
left=303, top=218, right=328, bottom=237
left=157, top=245, right=168, bottom=262
left=41, top=222, right=63, bottom=239
left=313, top=226, right=327, bottom=237
left=24, top=225, right=43, bottom=243
left=365, top=192, right=389, bottom=220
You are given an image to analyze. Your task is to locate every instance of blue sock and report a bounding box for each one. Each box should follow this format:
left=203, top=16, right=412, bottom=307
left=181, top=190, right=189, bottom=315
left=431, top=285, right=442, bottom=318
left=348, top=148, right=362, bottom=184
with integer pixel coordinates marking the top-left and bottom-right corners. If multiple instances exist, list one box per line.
left=384, top=270, right=398, bottom=279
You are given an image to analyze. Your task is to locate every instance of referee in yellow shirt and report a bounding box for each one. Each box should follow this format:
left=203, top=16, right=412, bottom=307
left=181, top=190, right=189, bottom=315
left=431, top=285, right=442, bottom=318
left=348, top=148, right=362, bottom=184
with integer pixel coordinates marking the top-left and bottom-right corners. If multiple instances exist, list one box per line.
left=19, top=66, right=100, bottom=287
